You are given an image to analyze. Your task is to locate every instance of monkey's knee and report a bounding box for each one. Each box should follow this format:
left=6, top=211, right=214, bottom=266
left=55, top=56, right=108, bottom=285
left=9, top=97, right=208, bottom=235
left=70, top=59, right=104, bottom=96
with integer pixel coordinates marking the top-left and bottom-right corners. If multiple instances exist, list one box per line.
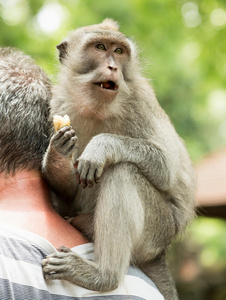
left=102, top=162, right=142, bottom=186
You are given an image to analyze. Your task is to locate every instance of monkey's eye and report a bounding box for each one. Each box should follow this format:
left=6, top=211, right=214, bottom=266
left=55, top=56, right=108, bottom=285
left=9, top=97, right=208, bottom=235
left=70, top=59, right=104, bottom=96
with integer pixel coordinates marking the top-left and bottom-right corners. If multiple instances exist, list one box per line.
left=114, top=48, right=123, bottom=54
left=96, top=44, right=106, bottom=51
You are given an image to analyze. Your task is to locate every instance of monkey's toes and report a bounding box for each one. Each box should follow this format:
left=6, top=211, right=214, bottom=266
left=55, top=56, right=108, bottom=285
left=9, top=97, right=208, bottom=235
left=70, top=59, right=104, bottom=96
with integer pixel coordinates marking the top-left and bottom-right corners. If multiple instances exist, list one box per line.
left=57, top=246, right=71, bottom=253
left=43, top=263, right=69, bottom=281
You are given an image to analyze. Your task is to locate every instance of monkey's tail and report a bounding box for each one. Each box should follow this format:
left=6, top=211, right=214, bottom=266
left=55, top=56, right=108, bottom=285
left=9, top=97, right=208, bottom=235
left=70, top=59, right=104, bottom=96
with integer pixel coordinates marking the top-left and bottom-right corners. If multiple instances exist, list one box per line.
left=139, top=252, right=179, bottom=300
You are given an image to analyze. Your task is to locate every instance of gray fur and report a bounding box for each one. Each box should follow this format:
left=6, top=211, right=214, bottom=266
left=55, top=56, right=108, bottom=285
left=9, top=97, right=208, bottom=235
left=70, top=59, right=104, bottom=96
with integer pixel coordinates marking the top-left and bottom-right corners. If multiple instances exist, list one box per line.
left=42, top=19, right=196, bottom=300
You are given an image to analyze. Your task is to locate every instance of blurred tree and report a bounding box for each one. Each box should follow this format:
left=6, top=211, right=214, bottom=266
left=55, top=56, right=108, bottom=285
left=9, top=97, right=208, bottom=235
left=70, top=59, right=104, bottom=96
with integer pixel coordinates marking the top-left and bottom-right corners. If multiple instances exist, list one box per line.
left=1, top=0, right=226, bottom=161
left=1, top=1, right=226, bottom=299
left=169, top=218, right=226, bottom=300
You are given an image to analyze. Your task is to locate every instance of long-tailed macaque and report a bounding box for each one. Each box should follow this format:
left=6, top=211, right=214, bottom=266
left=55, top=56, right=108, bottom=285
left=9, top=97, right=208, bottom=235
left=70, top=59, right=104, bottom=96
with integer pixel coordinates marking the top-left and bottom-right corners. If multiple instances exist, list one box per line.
left=42, top=19, right=196, bottom=300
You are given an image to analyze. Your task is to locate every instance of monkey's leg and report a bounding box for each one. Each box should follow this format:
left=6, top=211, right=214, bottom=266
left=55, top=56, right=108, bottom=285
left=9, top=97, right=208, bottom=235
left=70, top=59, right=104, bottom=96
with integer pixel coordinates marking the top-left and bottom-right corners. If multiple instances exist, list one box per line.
left=140, top=253, right=179, bottom=300
left=43, top=163, right=145, bottom=291
left=70, top=213, right=94, bottom=241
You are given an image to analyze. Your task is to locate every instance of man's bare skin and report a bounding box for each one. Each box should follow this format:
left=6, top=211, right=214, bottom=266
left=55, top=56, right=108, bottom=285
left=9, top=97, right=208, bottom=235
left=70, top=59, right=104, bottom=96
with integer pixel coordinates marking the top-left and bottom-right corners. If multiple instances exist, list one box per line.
left=0, top=170, right=88, bottom=249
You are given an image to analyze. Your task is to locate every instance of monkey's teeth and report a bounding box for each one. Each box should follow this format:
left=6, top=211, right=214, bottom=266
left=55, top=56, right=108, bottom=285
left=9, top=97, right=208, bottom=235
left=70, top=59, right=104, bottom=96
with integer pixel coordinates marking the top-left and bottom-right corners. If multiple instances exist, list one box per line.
left=94, top=81, right=118, bottom=91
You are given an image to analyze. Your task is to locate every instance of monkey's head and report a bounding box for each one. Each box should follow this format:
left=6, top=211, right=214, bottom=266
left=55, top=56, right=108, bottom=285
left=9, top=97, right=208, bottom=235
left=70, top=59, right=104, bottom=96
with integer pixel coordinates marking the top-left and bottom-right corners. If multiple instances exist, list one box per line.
left=55, top=19, right=139, bottom=119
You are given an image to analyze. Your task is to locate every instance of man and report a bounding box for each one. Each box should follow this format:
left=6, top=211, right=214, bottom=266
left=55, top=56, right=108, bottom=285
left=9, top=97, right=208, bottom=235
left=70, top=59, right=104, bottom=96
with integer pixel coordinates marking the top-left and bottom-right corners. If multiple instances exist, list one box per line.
left=0, top=47, right=164, bottom=299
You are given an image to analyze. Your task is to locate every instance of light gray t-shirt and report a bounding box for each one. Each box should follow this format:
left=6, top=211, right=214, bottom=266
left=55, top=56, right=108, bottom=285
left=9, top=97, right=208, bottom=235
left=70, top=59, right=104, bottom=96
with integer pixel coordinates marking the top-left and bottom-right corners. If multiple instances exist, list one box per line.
left=0, top=221, right=164, bottom=300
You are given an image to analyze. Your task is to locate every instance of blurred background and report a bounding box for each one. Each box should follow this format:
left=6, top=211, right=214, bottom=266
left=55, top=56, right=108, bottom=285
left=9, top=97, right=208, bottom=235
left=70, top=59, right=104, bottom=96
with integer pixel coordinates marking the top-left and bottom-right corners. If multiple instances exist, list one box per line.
left=0, top=0, right=226, bottom=299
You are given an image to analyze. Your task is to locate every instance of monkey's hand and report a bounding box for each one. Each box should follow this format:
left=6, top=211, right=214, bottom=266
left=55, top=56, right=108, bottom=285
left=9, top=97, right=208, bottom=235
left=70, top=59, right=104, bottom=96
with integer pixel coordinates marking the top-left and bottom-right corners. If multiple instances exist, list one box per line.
left=75, top=136, right=110, bottom=188
left=49, top=126, right=78, bottom=158
left=42, top=126, right=78, bottom=201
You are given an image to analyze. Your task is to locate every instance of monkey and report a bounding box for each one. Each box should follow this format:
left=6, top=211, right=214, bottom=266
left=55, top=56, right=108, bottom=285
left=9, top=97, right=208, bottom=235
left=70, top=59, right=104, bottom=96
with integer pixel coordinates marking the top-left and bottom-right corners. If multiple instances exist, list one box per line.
left=42, top=19, right=196, bottom=300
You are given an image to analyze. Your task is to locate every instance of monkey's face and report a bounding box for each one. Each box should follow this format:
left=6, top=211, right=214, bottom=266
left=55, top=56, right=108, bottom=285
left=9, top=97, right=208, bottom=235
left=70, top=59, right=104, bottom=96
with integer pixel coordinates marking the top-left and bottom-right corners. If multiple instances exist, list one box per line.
left=58, top=32, right=132, bottom=102
left=56, top=21, right=137, bottom=119
left=62, top=33, right=131, bottom=105
left=83, top=36, right=130, bottom=103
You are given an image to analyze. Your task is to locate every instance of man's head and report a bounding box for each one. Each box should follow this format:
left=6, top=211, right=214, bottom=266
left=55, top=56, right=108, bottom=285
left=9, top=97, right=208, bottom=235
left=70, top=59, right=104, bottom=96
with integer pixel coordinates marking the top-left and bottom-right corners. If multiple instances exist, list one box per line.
left=0, top=47, right=52, bottom=174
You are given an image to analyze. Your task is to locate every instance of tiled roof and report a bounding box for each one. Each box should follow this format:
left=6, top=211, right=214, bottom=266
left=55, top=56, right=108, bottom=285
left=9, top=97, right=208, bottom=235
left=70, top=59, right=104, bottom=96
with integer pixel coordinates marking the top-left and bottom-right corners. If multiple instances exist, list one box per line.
left=195, top=148, right=226, bottom=207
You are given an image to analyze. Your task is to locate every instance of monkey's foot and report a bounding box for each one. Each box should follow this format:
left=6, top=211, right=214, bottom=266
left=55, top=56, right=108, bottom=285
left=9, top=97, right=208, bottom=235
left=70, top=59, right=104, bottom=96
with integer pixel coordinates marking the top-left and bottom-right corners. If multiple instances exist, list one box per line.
left=42, top=246, right=82, bottom=281
left=42, top=246, right=119, bottom=291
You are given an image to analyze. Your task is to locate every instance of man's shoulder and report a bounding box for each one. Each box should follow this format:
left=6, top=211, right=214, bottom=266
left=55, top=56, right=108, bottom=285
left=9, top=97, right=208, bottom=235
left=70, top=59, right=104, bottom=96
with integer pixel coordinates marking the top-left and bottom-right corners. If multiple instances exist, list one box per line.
left=0, top=223, right=164, bottom=300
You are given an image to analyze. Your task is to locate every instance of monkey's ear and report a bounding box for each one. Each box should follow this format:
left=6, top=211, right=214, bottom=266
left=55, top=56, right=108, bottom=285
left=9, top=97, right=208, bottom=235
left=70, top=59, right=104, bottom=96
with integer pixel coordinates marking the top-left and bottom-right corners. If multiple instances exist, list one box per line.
left=56, top=41, right=68, bottom=63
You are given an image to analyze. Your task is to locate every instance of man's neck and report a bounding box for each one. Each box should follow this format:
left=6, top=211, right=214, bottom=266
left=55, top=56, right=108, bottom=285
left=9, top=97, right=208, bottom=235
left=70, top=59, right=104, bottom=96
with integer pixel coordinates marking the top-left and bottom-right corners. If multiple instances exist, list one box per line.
left=0, top=169, right=52, bottom=212
left=0, top=170, right=88, bottom=248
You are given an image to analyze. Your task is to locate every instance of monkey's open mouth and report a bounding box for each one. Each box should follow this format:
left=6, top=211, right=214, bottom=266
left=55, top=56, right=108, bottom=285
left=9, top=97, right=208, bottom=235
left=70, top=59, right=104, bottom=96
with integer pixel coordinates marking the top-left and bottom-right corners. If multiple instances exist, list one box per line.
left=94, top=81, right=118, bottom=91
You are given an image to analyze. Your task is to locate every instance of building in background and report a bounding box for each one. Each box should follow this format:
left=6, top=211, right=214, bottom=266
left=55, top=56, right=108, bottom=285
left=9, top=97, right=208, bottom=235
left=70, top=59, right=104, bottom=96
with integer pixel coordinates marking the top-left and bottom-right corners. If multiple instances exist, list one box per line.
left=196, top=147, right=226, bottom=219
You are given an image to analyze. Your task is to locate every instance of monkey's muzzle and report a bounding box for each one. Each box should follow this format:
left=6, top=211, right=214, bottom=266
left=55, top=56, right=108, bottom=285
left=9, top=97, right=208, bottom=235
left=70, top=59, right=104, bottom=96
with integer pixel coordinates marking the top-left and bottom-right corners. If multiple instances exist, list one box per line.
left=94, top=81, right=118, bottom=91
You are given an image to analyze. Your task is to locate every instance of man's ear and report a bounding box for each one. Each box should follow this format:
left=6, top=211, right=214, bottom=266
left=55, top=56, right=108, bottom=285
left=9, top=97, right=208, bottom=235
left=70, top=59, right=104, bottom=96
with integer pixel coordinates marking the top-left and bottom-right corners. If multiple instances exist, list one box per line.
left=56, top=41, right=68, bottom=63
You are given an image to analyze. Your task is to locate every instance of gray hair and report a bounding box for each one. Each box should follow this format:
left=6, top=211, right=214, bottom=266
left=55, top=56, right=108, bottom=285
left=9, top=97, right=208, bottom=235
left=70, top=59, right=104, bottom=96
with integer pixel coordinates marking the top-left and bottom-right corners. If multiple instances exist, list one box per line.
left=0, top=47, right=52, bottom=174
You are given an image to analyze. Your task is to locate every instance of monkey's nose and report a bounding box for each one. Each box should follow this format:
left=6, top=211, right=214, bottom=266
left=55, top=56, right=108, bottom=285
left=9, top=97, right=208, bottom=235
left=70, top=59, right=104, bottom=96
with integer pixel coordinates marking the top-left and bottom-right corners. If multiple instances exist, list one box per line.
left=108, top=65, right=117, bottom=71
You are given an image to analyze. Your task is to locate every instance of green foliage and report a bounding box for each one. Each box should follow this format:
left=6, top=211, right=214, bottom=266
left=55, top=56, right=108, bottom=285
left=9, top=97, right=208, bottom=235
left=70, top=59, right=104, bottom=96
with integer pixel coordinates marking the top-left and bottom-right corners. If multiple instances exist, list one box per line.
left=190, top=218, right=226, bottom=269
left=170, top=217, right=226, bottom=300
left=1, top=0, right=226, bottom=161
left=1, top=1, right=226, bottom=299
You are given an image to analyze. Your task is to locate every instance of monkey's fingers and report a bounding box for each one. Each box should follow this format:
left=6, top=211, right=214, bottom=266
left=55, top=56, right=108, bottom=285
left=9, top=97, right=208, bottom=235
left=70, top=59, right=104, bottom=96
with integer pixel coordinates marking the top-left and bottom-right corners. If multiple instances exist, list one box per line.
left=43, top=261, right=72, bottom=280
left=51, top=126, right=72, bottom=142
left=50, top=127, right=78, bottom=157
left=75, top=172, right=88, bottom=188
left=94, top=168, right=102, bottom=183
left=75, top=159, right=103, bottom=187
left=74, top=160, right=79, bottom=168
left=76, top=162, right=96, bottom=188
left=74, top=162, right=82, bottom=185
left=75, top=160, right=90, bottom=188
left=44, top=272, right=66, bottom=281
left=57, top=246, right=72, bottom=253
left=42, top=251, right=84, bottom=281
left=86, top=165, right=100, bottom=186
left=75, top=172, right=93, bottom=188
left=75, top=171, right=81, bottom=185
left=64, top=136, right=78, bottom=153
left=51, top=126, right=73, bottom=149
left=42, top=256, right=64, bottom=267
left=43, top=252, right=72, bottom=265
left=53, top=127, right=76, bottom=145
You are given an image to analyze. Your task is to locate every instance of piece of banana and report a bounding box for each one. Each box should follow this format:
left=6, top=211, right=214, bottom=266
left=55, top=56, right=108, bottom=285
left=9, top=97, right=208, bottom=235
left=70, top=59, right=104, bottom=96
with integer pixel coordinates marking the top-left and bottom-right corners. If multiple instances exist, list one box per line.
left=53, top=114, right=70, bottom=132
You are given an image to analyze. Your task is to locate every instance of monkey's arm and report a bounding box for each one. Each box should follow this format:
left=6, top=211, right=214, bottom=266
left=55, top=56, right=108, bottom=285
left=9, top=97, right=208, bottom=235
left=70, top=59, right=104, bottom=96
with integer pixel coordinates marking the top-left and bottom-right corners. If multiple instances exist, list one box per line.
left=76, top=132, right=182, bottom=191
left=42, top=126, right=78, bottom=201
